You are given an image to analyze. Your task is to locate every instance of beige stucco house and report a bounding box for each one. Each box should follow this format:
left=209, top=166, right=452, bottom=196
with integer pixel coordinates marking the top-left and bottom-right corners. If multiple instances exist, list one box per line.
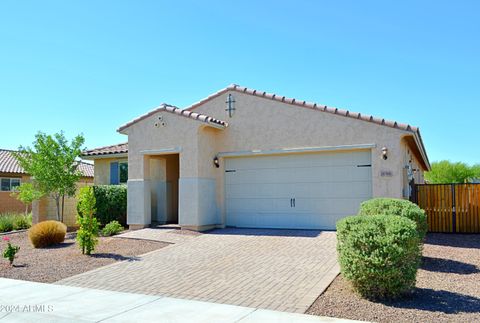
left=87, top=85, right=430, bottom=231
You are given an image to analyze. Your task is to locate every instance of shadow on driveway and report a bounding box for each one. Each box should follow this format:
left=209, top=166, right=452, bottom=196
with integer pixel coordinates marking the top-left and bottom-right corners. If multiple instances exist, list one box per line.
left=91, top=253, right=141, bottom=262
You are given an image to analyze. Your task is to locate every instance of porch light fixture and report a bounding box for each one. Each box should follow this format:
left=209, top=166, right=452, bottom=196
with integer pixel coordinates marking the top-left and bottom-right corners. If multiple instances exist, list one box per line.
left=381, top=147, right=388, bottom=160
left=213, top=156, right=220, bottom=168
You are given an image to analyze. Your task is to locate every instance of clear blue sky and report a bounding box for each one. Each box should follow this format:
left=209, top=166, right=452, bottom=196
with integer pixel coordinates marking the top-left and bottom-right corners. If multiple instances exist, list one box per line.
left=1, top=1, right=478, bottom=164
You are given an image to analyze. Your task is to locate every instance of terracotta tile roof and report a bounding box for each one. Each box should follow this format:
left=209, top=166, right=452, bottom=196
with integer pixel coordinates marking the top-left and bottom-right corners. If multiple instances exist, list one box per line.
left=0, top=149, right=24, bottom=174
left=117, top=104, right=228, bottom=133
left=184, top=84, right=430, bottom=169
left=115, top=84, right=429, bottom=170
left=76, top=161, right=94, bottom=178
left=0, top=149, right=94, bottom=178
left=186, top=84, right=420, bottom=132
left=83, top=142, right=128, bottom=157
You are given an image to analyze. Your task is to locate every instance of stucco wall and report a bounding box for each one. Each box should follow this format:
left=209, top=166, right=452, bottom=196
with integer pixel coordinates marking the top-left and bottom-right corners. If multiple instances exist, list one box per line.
left=123, top=90, right=426, bottom=228
left=33, top=177, right=93, bottom=227
left=94, top=157, right=128, bottom=185
left=0, top=174, right=30, bottom=214
left=193, top=91, right=410, bottom=197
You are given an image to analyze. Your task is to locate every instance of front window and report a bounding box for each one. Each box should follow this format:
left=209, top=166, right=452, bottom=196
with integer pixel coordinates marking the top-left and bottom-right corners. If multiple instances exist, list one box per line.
left=119, top=162, right=128, bottom=184
left=0, top=178, right=21, bottom=191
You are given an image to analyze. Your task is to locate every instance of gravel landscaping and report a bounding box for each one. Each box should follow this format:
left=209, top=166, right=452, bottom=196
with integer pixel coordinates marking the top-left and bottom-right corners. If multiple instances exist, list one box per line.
left=307, top=233, right=480, bottom=322
left=0, top=231, right=169, bottom=283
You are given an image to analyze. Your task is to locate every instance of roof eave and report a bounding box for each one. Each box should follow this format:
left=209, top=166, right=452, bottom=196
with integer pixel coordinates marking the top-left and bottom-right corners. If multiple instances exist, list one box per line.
left=0, top=170, right=27, bottom=175
left=117, top=104, right=228, bottom=133
left=413, top=129, right=431, bottom=171
left=82, top=152, right=128, bottom=160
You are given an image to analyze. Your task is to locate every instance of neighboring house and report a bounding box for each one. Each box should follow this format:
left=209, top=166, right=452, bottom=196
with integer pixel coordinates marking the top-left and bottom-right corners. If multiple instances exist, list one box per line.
left=0, top=150, right=30, bottom=214
left=90, top=84, right=430, bottom=231
left=82, top=143, right=128, bottom=185
left=0, top=149, right=94, bottom=227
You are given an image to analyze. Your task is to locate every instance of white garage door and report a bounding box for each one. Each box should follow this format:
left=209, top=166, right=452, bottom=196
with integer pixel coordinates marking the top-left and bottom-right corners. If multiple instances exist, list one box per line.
left=225, top=150, right=372, bottom=230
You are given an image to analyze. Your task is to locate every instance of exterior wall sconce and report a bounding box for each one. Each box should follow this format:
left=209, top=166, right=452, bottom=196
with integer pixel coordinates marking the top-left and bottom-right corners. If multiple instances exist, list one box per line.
left=381, top=147, right=388, bottom=160
left=213, top=156, right=220, bottom=168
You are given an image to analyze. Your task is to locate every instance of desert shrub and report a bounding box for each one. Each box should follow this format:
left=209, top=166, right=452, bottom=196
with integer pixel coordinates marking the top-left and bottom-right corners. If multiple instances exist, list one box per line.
left=77, top=185, right=127, bottom=226
left=102, top=220, right=124, bottom=236
left=13, top=213, right=32, bottom=230
left=337, top=214, right=421, bottom=299
left=0, top=213, right=32, bottom=232
left=0, top=215, right=15, bottom=232
left=28, top=220, right=67, bottom=248
left=76, top=186, right=99, bottom=255
left=359, top=198, right=427, bottom=239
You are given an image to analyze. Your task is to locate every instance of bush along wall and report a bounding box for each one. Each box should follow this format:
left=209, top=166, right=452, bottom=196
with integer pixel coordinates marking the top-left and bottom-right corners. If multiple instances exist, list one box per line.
left=358, top=198, right=427, bottom=240
left=337, top=214, right=421, bottom=300
left=77, top=185, right=127, bottom=227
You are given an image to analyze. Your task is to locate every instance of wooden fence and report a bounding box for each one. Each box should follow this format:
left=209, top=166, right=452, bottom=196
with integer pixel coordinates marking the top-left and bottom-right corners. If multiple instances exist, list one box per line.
left=413, top=184, right=480, bottom=233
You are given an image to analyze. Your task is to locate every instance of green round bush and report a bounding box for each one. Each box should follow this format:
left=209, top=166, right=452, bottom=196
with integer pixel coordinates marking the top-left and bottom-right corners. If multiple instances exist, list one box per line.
left=102, top=220, right=124, bottom=237
left=359, top=198, right=427, bottom=239
left=77, top=185, right=127, bottom=226
left=336, top=214, right=421, bottom=299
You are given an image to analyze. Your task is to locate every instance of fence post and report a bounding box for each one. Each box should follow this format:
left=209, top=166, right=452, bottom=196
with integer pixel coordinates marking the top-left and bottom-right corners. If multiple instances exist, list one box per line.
left=451, top=184, right=456, bottom=233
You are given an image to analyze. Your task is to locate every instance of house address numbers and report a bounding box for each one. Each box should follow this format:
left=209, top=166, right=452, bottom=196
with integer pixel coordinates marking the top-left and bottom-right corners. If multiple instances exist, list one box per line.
left=380, top=170, right=393, bottom=177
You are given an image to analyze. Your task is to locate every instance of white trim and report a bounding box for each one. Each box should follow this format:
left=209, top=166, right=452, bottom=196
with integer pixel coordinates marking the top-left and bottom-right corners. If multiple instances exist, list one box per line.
left=204, top=121, right=227, bottom=130
left=217, top=144, right=376, bottom=158
left=140, top=147, right=182, bottom=155
left=82, top=153, right=128, bottom=160
left=413, top=133, right=431, bottom=171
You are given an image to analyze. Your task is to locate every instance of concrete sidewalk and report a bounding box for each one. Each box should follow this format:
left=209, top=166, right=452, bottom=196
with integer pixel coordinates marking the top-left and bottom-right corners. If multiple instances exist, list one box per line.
left=0, top=278, right=358, bottom=322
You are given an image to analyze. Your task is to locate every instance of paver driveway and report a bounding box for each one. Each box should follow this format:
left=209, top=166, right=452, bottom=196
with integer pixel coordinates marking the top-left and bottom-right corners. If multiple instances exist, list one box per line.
left=57, top=228, right=339, bottom=313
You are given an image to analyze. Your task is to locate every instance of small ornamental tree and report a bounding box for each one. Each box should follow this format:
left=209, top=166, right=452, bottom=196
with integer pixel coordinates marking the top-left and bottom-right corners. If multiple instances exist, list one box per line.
left=10, top=182, right=44, bottom=215
left=76, top=186, right=99, bottom=255
left=13, top=132, right=85, bottom=222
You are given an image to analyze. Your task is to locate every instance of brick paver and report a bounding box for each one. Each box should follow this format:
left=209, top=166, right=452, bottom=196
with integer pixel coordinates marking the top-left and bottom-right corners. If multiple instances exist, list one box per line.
left=115, top=227, right=198, bottom=244
left=57, top=228, right=339, bottom=313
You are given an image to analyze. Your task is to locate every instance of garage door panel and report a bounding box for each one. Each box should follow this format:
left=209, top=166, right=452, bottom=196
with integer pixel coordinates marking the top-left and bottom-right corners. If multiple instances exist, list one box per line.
left=226, top=183, right=296, bottom=199
left=292, top=166, right=370, bottom=183
left=296, top=198, right=365, bottom=215
left=226, top=198, right=293, bottom=213
left=351, top=167, right=373, bottom=181
left=292, top=182, right=370, bottom=200
left=308, top=213, right=344, bottom=229
left=226, top=198, right=275, bottom=213
left=226, top=150, right=371, bottom=169
left=225, top=151, right=372, bottom=230
left=226, top=169, right=278, bottom=184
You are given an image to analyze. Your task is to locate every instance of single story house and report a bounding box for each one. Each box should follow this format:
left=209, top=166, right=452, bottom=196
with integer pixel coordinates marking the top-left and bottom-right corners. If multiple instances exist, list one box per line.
left=0, top=149, right=94, bottom=226
left=86, top=84, right=430, bottom=231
